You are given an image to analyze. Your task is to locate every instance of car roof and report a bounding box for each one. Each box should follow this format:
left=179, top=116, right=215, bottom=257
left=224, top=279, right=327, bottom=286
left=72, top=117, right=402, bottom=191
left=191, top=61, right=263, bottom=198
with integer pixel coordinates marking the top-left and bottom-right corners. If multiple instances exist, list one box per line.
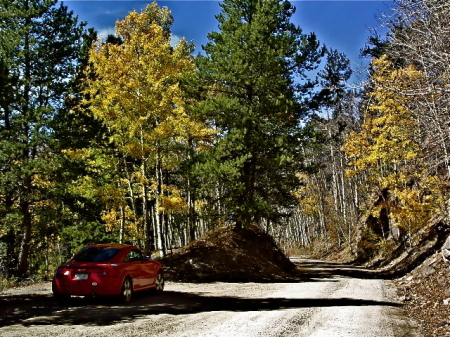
left=83, top=243, right=138, bottom=250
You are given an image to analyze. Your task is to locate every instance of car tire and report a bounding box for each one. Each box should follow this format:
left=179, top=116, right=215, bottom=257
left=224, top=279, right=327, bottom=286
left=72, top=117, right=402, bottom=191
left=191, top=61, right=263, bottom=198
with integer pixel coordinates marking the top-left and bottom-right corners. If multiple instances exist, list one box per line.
left=121, top=277, right=133, bottom=303
left=154, top=270, right=164, bottom=294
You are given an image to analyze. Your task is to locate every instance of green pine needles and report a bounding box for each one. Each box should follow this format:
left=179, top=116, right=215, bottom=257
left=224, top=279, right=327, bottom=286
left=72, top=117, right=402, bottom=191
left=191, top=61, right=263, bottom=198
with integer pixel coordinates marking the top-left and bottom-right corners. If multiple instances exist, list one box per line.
left=197, top=0, right=324, bottom=229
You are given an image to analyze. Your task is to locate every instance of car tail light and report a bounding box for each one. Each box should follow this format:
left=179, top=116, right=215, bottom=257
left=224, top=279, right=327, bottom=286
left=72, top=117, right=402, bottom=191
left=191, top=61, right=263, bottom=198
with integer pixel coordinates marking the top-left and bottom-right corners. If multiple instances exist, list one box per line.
left=55, top=268, right=70, bottom=277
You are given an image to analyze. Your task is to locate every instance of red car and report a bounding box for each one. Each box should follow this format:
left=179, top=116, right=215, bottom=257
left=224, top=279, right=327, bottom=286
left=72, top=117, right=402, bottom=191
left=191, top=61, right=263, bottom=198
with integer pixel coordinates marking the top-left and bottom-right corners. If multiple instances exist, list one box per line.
left=52, top=243, right=164, bottom=303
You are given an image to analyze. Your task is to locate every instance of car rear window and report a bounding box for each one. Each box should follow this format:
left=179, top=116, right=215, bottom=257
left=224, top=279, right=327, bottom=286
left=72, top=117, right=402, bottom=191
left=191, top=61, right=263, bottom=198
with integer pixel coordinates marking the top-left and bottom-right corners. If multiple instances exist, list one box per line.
left=73, top=247, right=121, bottom=262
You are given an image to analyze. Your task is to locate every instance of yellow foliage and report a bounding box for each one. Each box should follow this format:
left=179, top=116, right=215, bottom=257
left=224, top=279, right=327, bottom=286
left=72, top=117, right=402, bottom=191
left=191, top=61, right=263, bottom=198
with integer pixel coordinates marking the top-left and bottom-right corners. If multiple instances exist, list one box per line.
left=343, top=55, right=445, bottom=233
left=343, top=56, right=422, bottom=180
left=68, top=176, right=99, bottom=200
left=84, top=2, right=208, bottom=161
left=101, top=206, right=139, bottom=240
left=63, top=148, right=117, bottom=174
left=157, top=186, right=188, bottom=214
left=296, top=183, right=321, bottom=217
left=32, top=174, right=57, bottom=189
left=130, top=171, right=154, bottom=186
left=80, top=3, right=218, bottom=241
left=193, top=199, right=208, bottom=212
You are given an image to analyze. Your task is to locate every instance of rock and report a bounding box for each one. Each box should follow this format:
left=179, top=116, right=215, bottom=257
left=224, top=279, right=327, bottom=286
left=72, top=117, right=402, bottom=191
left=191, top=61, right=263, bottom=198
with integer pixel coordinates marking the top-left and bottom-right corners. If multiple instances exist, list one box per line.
left=425, top=255, right=439, bottom=266
left=418, top=265, right=436, bottom=278
left=441, top=235, right=450, bottom=262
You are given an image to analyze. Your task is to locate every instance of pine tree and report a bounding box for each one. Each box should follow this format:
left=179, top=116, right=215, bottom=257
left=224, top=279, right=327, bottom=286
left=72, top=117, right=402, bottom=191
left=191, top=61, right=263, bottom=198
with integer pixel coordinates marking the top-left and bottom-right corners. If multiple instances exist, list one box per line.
left=300, top=48, right=358, bottom=251
left=0, top=0, right=90, bottom=277
left=197, top=0, right=324, bottom=229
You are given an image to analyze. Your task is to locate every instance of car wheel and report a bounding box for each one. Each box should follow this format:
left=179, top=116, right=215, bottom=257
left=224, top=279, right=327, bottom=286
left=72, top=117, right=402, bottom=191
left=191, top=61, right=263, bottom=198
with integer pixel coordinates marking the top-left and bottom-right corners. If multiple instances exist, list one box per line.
left=154, top=271, right=164, bottom=293
left=121, top=277, right=133, bottom=303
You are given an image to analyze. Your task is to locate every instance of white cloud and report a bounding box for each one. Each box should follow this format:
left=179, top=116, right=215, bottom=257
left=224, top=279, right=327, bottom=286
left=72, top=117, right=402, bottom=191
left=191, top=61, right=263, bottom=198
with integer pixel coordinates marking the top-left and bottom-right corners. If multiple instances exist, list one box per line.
left=170, top=34, right=182, bottom=48
left=97, top=27, right=116, bottom=39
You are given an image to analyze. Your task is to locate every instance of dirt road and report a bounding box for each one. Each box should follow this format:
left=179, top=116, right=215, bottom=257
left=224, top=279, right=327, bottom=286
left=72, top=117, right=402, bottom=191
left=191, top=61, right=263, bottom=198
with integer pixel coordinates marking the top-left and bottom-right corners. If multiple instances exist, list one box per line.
left=0, top=260, right=421, bottom=336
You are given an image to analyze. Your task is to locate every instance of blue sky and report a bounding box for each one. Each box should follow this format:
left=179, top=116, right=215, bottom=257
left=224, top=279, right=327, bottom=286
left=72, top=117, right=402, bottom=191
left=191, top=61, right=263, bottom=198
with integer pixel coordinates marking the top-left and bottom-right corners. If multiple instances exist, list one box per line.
left=62, top=1, right=393, bottom=82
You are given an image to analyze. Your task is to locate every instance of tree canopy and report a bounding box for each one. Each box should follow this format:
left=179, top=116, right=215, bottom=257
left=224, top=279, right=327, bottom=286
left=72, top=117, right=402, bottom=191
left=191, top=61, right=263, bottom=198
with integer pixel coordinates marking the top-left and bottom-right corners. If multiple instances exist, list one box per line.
left=2, top=0, right=449, bottom=280
left=197, top=0, right=324, bottom=229
left=0, top=0, right=92, bottom=277
left=84, top=3, right=214, bottom=255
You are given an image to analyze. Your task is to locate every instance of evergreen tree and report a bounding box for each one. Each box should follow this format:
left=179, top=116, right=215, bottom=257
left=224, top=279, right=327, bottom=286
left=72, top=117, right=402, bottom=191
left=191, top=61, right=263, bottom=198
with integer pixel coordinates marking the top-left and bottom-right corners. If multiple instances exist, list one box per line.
left=315, top=48, right=352, bottom=116
left=300, top=49, right=357, bottom=251
left=50, top=27, right=114, bottom=259
left=0, top=0, right=90, bottom=277
left=197, top=0, right=324, bottom=229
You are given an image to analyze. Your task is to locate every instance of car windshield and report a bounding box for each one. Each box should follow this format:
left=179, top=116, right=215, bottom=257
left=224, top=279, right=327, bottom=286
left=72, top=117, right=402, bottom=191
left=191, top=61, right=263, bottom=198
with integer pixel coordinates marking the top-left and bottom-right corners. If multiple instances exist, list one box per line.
left=73, top=247, right=121, bottom=262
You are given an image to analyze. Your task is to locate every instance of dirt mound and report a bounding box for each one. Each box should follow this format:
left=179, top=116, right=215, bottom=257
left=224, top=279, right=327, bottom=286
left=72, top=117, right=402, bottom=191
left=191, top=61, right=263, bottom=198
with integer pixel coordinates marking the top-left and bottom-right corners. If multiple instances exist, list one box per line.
left=160, top=224, right=295, bottom=282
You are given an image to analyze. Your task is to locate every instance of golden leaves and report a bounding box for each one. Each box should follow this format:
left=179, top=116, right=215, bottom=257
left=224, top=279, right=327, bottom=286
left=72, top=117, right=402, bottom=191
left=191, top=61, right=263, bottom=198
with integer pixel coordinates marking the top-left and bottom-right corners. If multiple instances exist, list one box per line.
left=343, top=56, right=421, bottom=178
left=85, top=3, right=198, bottom=158
left=157, top=187, right=188, bottom=214
left=343, top=55, right=445, bottom=233
left=81, top=3, right=215, bottom=237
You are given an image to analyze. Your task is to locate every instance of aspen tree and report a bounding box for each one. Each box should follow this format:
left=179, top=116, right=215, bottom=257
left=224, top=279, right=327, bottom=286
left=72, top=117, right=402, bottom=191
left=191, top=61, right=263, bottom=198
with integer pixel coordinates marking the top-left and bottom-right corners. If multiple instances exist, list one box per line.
left=85, top=3, right=212, bottom=255
left=343, top=56, right=445, bottom=236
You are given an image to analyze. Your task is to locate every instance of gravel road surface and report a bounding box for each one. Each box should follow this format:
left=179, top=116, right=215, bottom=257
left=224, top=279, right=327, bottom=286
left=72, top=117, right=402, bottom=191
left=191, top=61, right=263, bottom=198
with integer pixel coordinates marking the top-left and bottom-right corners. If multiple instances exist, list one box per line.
left=0, top=260, right=421, bottom=336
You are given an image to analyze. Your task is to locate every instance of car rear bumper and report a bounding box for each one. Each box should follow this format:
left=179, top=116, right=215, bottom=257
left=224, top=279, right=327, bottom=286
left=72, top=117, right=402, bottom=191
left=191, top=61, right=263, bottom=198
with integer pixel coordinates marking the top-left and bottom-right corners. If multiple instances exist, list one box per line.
left=52, top=276, right=121, bottom=297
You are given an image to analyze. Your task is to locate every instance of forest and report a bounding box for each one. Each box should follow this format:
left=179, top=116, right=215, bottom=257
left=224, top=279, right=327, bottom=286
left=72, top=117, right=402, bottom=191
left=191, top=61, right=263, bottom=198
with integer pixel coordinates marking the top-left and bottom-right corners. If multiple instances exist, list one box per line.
left=0, top=0, right=449, bottom=282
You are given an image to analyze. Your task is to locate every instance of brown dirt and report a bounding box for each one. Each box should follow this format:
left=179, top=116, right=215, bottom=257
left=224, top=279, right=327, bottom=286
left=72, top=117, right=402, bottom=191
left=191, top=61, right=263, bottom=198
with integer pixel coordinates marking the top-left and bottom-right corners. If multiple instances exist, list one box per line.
left=2, top=222, right=447, bottom=335
left=358, top=220, right=450, bottom=336
left=158, top=222, right=450, bottom=336
left=394, top=252, right=450, bottom=336
left=159, top=223, right=296, bottom=282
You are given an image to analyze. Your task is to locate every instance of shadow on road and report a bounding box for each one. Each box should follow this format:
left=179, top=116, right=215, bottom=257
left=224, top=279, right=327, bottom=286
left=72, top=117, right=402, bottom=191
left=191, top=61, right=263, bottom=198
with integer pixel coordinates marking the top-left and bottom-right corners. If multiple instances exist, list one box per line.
left=1, top=286, right=402, bottom=328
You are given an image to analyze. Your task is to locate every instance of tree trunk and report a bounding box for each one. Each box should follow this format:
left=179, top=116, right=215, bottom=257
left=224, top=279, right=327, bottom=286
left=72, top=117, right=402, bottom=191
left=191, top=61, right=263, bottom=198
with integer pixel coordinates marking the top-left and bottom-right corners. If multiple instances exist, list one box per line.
left=17, top=187, right=32, bottom=278
left=155, top=153, right=165, bottom=257
left=17, top=11, right=32, bottom=278
left=119, top=205, right=125, bottom=244
left=187, top=183, right=197, bottom=243
left=141, top=160, right=154, bottom=255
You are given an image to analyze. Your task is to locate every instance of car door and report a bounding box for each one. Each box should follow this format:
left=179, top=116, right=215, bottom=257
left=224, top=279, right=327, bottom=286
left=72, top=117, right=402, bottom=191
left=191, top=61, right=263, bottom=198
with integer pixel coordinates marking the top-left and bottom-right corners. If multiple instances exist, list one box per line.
left=122, top=249, right=145, bottom=289
left=139, top=258, right=159, bottom=288
left=131, top=249, right=158, bottom=288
